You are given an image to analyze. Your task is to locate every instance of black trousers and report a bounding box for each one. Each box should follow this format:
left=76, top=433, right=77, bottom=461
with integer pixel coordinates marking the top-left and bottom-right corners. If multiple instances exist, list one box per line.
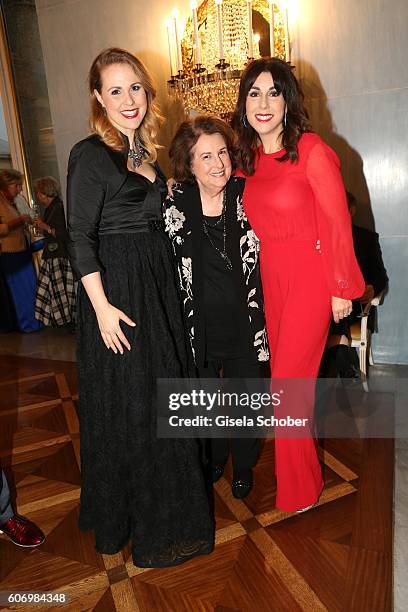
left=197, top=356, right=265, bottom=477
left=0, top=468, right=14, bottom=524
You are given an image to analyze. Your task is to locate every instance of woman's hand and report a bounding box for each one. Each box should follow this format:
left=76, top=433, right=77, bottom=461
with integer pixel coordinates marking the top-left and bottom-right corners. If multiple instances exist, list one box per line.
left=331, top=296, right=352, bottom=323
left=33, top=218, right=50, bottom=232
left=7, top=214, right=31, bottom=229
left=34, top=219, right=55, bottom=235
left=167, top=177, right=176, bottom=197
left=95, top=303, right=136, bottom=354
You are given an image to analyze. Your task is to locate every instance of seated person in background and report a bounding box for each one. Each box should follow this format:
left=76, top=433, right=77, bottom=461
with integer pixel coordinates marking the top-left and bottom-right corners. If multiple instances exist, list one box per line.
left=321, top=191, right=388, bottom=377
left=33, top=176, right=76, bottom=327
left=0, top=467, right=45, bottom=547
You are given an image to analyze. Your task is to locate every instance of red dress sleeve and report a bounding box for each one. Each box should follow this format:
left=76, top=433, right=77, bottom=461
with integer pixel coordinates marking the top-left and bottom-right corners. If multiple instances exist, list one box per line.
left=306, top=140, right=365, bottom=300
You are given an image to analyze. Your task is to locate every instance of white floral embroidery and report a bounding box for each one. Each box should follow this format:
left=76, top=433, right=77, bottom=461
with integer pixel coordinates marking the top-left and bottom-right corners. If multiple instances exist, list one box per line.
left=240, top=229, right=259, bottom=281
left=181, top=257, right=192, bottom=287
left=236, top=195, right=247, bottom=228
left=189, top=325, right=195, bottom=358
left=253, top=328, right=269, bottom=361
left=164, top=205, right=186, bottom=239
left=177, top=256, right=194, bottom=354
left=247, top=287, right=259, bottom=324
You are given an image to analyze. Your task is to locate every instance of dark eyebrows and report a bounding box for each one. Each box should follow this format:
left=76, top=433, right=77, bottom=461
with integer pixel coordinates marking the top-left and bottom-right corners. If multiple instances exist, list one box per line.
left=199, top=146, right=227, bottom=156
left=249, top=85, right=278, bottom=92
left=107, top=82, right=142, bottom=92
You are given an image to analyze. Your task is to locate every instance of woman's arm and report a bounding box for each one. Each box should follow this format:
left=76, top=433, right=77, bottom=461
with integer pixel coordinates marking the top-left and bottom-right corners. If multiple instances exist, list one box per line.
left=81, top=272, right=135, bottom=354
left=39, top=202, right=68, bottom=239
left=0, top=222, right=9, bottom=236
left=306, top=140, right=365, bottom=322
left=67, top=140, right=135, bottom=352
left=67, top=140, right=106, bottom=278
left=7, top=214, right=31, bottom=229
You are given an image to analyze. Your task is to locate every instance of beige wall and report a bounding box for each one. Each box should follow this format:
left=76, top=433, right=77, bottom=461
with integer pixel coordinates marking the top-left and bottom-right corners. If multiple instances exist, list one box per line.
left=36, top=0, right=408, bottom=363
left=35, top=0, right=192, bottom=190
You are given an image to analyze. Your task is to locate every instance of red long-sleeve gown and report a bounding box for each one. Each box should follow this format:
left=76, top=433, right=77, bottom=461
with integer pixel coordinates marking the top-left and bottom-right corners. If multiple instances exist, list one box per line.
left=240, top=132, right=365, bottom=511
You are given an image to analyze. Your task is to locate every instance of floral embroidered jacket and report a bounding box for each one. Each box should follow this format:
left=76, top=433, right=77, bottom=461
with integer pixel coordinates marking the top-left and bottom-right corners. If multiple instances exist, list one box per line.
left=164, top=177, right=269, bottom=367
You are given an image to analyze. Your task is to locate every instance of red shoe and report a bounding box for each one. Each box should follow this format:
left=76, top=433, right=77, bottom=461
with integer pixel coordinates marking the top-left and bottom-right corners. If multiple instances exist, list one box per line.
left=0, top=515, right=45, bottom=547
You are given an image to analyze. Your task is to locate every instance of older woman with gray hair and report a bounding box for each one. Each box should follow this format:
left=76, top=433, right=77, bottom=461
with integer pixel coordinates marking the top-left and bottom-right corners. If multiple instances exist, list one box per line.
left=166, top=115, right=270, bottom=499
left=34, top=176, right=75, bottom=327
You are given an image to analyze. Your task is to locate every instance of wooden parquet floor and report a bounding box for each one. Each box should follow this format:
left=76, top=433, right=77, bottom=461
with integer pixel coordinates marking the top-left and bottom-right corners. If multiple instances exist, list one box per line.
left=0, top=355, right=393, bottom=611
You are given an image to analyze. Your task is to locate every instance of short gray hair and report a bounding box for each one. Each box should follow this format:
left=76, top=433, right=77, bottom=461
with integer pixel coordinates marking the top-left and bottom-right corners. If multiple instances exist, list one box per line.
left=33, top=176, right=60, bottom=198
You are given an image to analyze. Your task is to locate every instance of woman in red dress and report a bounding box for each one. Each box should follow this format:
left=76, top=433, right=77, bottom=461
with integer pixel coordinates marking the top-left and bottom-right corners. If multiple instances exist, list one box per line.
left=232, top=58, right=365, bottom=512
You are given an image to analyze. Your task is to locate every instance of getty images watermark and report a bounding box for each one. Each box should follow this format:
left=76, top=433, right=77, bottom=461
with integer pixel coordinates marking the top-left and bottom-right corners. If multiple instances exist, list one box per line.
left=167, top=388, right=308, bottom=430
left=156, top=377, right=407, bottom=439
left=157, top=378, right=317, bottom=439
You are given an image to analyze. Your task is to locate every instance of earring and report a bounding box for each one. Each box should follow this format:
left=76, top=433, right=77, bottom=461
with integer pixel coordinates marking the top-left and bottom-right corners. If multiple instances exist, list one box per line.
left=283, top=109, right=287, bottom=128
left=242, top=114, right=249, bottom=128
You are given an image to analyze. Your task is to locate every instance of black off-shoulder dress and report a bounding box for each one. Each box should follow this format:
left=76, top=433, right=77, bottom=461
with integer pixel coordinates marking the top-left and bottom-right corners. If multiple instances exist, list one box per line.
left=67, top=135, right=214, bottom=567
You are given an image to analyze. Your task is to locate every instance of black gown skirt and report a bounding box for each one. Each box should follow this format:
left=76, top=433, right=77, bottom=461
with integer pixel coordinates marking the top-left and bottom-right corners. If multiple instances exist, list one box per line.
left=76, top=230, right=214, bottom=567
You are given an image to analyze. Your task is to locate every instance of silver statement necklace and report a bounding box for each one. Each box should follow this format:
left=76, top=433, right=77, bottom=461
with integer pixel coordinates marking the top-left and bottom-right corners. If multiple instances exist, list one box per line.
left=202, top=189, right=233, bottom=270
left=128, top=137, right=145, bottom=168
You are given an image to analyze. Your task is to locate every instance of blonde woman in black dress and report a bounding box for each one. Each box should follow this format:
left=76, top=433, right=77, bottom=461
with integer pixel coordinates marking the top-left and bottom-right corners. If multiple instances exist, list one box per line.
left=67, top=48, right=213, bottom=567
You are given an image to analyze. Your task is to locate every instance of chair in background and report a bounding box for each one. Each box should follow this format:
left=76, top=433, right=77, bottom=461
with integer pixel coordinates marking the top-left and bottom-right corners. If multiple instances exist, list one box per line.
left=350, top=292, right=384, bottom=392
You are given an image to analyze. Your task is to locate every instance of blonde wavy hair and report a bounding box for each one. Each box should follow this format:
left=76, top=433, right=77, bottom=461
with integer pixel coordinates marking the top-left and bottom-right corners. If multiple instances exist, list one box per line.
left=0, top=169, right=23, bottom=191
left=89, top=48, right=163, bottom=162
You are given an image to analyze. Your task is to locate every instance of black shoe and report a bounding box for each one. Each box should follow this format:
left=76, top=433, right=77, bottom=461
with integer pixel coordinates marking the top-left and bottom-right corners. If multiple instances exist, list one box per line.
left=212, top=465, right=224, bottom=483
left=232, top=471, right=253, bottom=499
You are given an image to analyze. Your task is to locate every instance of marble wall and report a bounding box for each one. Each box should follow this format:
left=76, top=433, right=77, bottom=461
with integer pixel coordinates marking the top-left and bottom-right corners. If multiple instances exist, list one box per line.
left=290, top=0, right=408, bottom=363
left=35, top=0, right=408, bottom=363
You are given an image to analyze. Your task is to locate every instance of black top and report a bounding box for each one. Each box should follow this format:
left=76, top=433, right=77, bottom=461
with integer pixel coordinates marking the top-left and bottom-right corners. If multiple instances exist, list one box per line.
left=42, top=196, right=69, bottom=260
left=164, top=178, right=269, bottom=368
left=202, top=215, right=251, bottom=359
left=352, top=225, right=388, bottom=296
left=67, top=135, right=166, bottom=279
left=97, top=171, right=165, bottom=234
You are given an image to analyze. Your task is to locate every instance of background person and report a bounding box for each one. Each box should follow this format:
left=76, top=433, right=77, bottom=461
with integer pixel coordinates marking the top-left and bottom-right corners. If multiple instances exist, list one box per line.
left=0, top=221, right=18, bottom=332
left=0, top=169, right=42, bottom=333
left=34, top=176, right=76, bottom=327
left=166, top=115, right=269, bottom=500
left=232, top=58, right=365, bottom=513
left=67, top=48, right=213, bottom=567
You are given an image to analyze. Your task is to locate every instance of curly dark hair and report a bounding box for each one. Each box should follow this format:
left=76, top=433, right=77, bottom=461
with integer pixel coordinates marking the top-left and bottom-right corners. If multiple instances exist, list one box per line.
left=231, top=58, right=310, bottom=175
left=169, top=115, right=237, bottom=183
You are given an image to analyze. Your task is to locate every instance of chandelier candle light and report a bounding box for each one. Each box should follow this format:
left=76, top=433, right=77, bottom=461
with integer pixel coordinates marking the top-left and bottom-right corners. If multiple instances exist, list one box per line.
left=191, top=1, right=202, bottom=65
left=166, top=0, right=291, bottom=116
left=247, top=1, right=254, bottom=59
left=215, top=0, right=226, bottom=65
left=283, top=2, right=290, bottom=61
left=268, top=0, right=275, bottom=56
left=167, top=20, right=176, bottom=76
left=173, top=8, right=183, bottom=74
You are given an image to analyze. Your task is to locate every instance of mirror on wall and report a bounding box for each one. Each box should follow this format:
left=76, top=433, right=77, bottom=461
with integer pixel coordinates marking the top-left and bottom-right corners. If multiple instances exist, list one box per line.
left=0, top=0, right=60, bottom=188
left=0, top=97, right=10, bottom=169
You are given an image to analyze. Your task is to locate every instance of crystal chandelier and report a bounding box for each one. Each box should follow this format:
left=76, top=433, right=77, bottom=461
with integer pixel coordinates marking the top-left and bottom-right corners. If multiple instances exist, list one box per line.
left=166, top=0, right=291, bottom=118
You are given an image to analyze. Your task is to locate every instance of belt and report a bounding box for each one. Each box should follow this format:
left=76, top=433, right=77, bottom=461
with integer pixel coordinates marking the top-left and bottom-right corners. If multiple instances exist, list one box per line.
left=99, top=219, right=165, bottom=236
